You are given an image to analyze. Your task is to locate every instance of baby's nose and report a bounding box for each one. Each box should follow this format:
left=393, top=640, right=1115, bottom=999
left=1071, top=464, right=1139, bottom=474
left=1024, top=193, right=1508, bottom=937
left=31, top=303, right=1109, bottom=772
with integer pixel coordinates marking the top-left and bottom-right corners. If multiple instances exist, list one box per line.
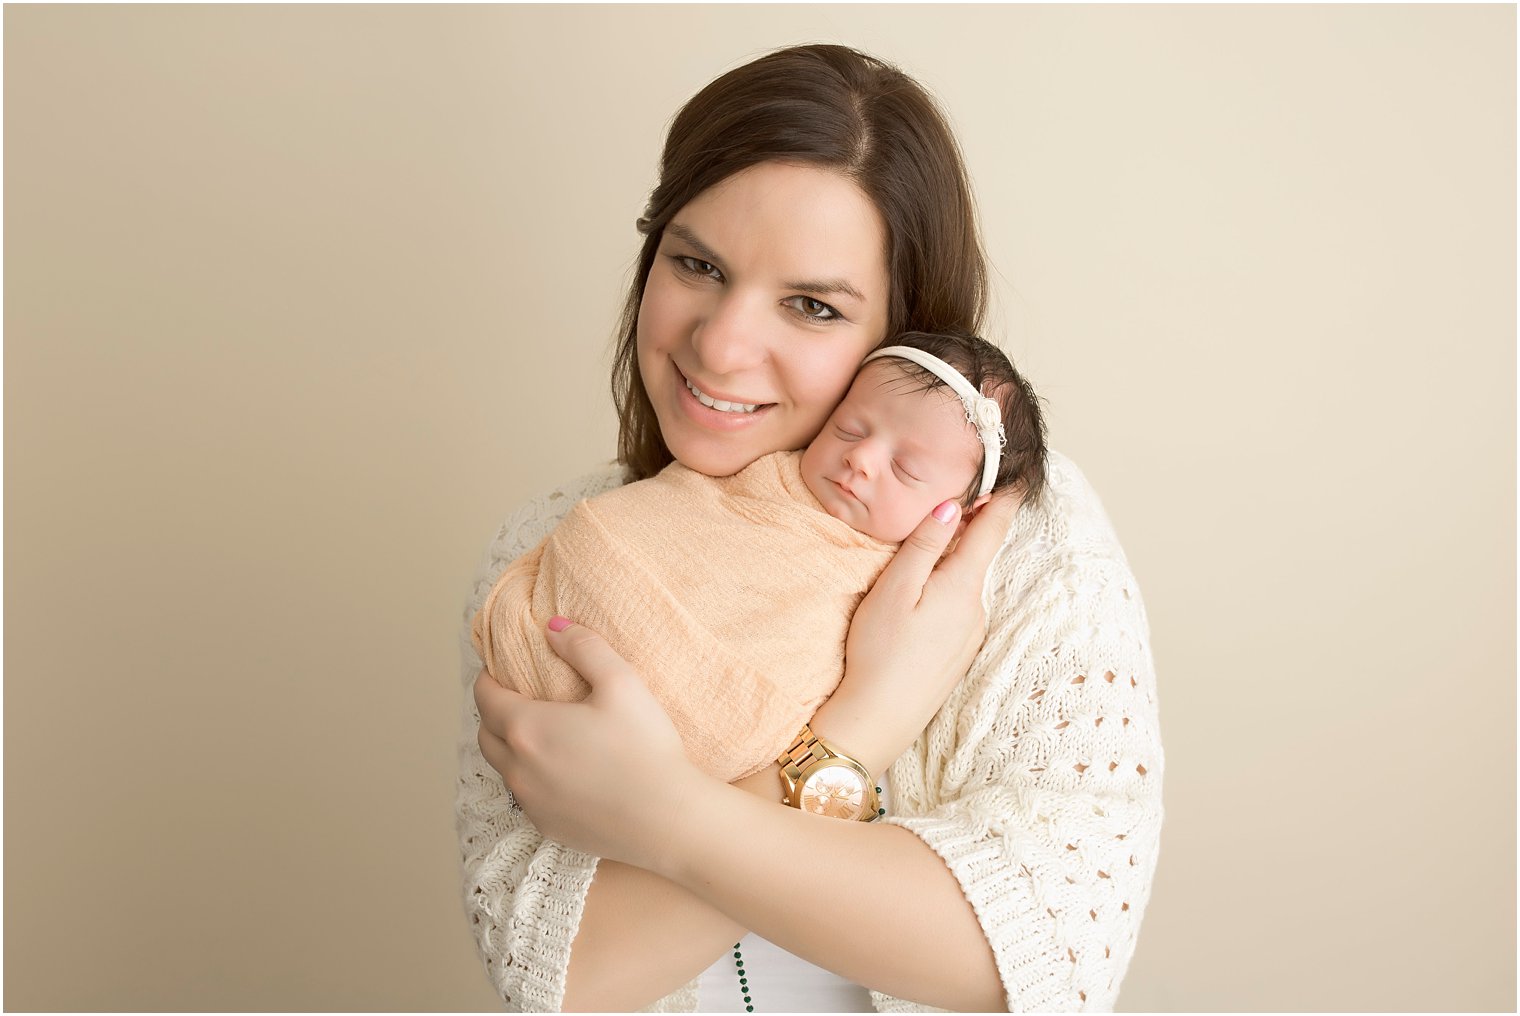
left=844, top=446, right=876, bottom=477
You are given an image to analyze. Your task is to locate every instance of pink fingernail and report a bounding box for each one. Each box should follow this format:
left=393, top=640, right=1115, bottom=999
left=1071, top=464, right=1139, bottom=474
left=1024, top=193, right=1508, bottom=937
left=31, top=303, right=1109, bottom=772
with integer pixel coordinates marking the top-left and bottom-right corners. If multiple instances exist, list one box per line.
left=932, top=500, right=959, bottom=524
left=547, top=616, right=572, bottom=632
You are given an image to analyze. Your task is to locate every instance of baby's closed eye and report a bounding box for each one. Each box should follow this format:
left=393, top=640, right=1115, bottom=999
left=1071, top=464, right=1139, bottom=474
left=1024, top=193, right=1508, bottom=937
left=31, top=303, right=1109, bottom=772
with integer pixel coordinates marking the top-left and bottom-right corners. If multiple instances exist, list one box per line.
left=893, top=461, right=923, bottom=482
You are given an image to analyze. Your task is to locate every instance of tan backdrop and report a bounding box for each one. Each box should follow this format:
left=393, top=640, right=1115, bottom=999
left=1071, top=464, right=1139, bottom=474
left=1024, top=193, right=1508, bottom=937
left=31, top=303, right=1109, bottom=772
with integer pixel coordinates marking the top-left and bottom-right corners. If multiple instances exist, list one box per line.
left=5, top=5, right=1514, bottom=1011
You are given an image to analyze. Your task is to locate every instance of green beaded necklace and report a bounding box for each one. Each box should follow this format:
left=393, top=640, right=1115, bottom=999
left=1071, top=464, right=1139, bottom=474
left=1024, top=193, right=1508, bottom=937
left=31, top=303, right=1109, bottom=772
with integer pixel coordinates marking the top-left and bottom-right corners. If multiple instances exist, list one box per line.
left=732, top=942, right=752, bottom=1011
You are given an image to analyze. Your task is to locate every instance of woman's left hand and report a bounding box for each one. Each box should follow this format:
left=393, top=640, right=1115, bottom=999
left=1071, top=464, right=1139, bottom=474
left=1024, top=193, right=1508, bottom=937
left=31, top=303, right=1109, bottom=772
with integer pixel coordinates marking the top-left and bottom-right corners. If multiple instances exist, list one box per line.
left=472, top=620, right=704, bottom=870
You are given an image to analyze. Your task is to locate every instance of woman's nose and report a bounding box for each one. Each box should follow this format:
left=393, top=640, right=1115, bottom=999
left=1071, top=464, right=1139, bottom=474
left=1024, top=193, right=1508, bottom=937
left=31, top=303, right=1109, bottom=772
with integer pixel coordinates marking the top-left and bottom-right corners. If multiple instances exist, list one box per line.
left=691, top=291, right=767, bottom=376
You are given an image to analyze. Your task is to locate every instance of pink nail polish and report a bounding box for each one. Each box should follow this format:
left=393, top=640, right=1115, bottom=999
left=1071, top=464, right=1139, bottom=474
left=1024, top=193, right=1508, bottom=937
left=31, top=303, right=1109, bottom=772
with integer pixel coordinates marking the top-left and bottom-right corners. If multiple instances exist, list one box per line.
left=933, top=500, right=959, bottom=524
left=547, top=615, right=572, bottom=632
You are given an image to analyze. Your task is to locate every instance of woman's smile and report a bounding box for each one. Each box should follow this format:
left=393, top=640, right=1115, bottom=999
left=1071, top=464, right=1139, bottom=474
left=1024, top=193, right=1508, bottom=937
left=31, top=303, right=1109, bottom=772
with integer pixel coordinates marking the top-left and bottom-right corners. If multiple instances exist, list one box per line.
left=679, top=367, right=771, bottom=416
left=672, top=363, right=775, bottom=431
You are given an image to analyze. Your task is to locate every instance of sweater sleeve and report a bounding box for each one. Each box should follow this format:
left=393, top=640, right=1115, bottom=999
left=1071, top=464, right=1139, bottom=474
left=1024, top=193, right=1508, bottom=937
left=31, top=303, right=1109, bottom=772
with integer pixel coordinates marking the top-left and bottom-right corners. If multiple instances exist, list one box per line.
left=872, top=453, right=1164, bottom=1013
left=454, top=466, right=627, bottom=1012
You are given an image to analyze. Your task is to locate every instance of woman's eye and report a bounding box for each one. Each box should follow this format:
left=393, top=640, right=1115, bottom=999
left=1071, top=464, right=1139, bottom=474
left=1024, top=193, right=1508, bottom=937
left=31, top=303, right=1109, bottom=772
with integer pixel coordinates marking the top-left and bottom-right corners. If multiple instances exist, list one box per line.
left=785, top=296, right=841, bottom=321
left=674, top=256, right=723, bottom=280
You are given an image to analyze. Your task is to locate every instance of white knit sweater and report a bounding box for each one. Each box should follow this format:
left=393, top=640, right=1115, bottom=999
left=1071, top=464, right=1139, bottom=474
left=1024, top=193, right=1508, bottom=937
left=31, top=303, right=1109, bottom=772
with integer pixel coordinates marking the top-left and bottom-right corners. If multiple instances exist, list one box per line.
left=454, top=449, right=1164, bottom=1012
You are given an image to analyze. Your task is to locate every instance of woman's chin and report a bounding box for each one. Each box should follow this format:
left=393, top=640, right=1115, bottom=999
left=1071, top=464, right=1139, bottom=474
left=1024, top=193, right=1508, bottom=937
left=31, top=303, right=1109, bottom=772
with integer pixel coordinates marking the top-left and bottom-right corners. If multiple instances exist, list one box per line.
left=665, top=433, right=762, bottom=477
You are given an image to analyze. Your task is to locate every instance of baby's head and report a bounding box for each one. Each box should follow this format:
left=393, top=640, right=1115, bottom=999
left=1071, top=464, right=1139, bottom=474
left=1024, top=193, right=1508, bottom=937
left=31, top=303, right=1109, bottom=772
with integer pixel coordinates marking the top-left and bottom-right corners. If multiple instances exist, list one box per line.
left=800, top=331, right=1048, bottom=543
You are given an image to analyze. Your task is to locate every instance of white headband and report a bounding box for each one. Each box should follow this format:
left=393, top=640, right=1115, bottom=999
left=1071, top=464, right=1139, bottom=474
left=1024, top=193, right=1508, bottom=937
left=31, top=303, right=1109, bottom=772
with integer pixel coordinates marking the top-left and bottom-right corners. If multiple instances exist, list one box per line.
left=862, top=345, right=1006, bottom=497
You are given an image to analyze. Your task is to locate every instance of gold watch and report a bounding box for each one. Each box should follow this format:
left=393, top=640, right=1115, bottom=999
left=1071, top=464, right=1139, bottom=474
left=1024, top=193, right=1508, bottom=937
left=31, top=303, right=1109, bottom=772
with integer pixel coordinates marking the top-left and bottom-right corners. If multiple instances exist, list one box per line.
left=776, top=723, right=882, bottom=822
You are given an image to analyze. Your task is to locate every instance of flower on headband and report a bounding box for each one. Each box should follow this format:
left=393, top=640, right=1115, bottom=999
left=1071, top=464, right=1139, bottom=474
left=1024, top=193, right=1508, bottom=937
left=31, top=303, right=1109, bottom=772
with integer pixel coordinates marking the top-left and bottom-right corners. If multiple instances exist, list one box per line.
left=967, top=397, right=1007, bottom=447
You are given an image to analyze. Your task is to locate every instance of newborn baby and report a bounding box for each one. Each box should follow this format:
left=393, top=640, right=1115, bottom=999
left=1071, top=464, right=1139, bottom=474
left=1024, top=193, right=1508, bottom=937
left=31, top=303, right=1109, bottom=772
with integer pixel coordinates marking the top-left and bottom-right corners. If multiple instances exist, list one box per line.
left=472, top=330, right=1047, bottom=782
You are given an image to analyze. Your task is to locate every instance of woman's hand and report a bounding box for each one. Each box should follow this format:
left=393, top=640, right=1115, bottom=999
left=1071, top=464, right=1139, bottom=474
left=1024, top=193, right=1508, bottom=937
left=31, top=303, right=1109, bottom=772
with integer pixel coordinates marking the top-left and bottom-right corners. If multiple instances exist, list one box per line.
left=472, top=621, right=707, bottom=871
left=815, top=493, right=1021, bottom=777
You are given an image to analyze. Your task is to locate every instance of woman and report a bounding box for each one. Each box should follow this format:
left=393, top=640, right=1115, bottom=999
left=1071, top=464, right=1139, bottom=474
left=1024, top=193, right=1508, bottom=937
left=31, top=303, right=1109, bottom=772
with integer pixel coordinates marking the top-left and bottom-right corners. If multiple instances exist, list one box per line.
left=457, top=44, right=1163, bottom=1012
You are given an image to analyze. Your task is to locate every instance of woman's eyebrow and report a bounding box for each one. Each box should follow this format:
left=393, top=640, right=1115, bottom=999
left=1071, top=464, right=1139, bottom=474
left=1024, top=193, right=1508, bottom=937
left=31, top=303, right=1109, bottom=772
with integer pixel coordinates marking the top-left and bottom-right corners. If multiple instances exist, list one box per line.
left=665, top=223, right=866, bottom=305
left=664, top=223, right=723, bottom=265
left=783, top=275, right=866, bottom=304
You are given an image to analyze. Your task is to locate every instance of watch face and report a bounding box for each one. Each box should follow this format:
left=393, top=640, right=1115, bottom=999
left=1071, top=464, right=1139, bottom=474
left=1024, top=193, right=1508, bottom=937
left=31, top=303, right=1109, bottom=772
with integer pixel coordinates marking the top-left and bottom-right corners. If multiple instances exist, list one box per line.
left=799, top=765, right=866, bottom=819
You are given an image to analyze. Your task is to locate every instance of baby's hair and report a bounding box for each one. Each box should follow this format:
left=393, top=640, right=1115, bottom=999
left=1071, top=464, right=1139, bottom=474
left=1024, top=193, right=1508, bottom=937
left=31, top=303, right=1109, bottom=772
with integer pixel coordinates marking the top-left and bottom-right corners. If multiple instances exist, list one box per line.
left=869, top=331, right=1049, bottom=510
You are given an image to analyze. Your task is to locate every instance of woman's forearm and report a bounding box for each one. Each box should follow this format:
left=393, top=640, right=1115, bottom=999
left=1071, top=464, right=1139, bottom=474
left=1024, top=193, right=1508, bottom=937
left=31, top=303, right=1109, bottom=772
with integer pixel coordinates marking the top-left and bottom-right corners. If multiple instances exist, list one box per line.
left=658, top=773, right=1005, bottom=1012
left=560, top=765, right=785, bottom=1011
left=563, top=749, right=1003, bottom=1012
left=563, top=860, right=745, bottom=1011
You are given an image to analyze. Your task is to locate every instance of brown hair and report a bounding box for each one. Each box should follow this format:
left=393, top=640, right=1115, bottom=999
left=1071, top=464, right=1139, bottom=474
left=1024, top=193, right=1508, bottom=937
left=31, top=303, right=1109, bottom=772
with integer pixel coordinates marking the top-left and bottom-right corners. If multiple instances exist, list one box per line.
left=871, top=331, right=1049, bottom=511
left=612, top=44, right=989, bottom=480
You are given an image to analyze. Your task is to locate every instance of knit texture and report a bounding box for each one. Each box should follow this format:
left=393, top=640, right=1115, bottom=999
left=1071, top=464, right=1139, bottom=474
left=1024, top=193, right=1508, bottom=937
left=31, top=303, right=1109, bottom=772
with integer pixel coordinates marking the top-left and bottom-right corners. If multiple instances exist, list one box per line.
left=454, top=449, right=1163, bottom=1012
left=470, top=450, right=895, bottom=782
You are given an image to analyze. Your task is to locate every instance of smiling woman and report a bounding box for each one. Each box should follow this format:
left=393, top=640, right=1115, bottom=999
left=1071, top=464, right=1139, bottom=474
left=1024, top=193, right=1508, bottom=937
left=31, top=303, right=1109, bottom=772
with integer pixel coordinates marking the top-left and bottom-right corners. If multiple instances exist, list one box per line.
left=458, top=42, right=1162, bottom=1013
left=636, top=162, right=891, bottom=478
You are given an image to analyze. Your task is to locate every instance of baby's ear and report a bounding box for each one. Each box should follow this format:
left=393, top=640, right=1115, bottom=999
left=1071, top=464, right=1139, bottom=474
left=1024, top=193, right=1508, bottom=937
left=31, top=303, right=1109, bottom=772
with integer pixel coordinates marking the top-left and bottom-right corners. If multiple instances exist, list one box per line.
left=952, top=494, right=993, bottom=539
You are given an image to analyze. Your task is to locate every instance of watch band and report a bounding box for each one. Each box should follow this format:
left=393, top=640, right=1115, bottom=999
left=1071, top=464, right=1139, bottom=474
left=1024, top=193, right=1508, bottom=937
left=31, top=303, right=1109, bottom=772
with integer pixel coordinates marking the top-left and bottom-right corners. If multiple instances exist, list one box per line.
left=776, top=723, right=882, bottom=821
left=777, top=724, right=839, bottom=776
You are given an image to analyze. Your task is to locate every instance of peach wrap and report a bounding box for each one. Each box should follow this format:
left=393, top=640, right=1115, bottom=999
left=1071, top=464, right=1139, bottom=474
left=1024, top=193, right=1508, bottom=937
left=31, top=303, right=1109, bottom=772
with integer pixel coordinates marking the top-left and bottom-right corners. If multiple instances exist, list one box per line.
left=471, top=450, right=896, bottom=781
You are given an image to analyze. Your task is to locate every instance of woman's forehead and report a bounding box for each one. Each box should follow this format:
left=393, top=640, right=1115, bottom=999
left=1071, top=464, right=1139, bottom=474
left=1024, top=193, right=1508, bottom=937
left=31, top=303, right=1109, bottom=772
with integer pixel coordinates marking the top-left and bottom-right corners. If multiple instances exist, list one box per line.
left=670, top=163, right=888, bottom=286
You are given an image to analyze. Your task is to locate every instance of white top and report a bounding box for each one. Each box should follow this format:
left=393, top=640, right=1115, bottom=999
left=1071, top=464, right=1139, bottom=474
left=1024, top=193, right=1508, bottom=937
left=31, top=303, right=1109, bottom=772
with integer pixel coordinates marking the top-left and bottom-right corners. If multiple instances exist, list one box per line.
left=694, top=773, right=893, bottom=1013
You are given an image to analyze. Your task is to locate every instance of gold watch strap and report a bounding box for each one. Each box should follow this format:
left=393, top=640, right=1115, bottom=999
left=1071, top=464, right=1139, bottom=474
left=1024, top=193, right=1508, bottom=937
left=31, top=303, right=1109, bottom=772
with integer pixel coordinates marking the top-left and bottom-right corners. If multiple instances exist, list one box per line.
left=777, top=722, right=845, bottom=777
left=777, top=723, right=881, bottom=821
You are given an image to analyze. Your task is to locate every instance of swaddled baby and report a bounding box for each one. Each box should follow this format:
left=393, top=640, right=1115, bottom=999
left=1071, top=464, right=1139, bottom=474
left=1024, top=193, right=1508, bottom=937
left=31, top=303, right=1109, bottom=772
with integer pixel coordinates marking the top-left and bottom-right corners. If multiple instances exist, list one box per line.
left=472, top=331, right=1048, bottom=781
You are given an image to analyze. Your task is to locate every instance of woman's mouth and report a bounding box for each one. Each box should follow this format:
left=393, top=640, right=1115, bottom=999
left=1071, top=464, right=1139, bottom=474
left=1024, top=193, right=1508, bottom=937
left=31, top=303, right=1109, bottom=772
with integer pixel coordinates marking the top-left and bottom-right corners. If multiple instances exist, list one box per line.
left=674, top=365, right=775, bottom=429
left=683, top=375, right=764, bottom=414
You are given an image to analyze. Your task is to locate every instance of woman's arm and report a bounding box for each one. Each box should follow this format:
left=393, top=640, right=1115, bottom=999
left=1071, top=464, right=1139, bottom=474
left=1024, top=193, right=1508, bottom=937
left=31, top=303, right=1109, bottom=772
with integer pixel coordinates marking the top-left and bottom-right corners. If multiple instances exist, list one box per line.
left=559, top=765, right=776, bottom=1010
left=483, top=461, right=1164, bottom=1012
left=559, top=754, right=1006, bottom=1012
left=557, top=748, right=997, bottom=1013
left=483, top=495, right=1023, bottom=1010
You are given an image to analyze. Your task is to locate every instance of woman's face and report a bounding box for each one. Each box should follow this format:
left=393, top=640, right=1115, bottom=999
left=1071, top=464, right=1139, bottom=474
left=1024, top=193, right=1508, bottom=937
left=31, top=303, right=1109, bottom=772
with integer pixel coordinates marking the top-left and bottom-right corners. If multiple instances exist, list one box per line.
left=636, top=161, right=891, bottom=477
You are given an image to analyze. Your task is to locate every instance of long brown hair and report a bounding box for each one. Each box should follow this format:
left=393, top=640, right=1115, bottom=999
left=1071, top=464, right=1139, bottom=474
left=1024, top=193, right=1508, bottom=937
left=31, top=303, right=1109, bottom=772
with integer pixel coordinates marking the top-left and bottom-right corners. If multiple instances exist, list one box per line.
left=613, top=44, right=990, bottom=480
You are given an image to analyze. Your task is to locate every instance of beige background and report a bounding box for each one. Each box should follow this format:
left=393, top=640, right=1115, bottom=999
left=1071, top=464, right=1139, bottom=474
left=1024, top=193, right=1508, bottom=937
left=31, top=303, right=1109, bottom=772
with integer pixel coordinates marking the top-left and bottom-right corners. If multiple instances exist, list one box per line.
left=5, top=4, right=1514, bottom=1011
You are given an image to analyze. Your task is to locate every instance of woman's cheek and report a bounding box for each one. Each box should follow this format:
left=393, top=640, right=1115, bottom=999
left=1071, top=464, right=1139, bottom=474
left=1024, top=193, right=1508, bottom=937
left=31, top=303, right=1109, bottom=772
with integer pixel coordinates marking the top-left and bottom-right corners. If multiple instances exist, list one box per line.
left=800, top=350, right=865, bottom=416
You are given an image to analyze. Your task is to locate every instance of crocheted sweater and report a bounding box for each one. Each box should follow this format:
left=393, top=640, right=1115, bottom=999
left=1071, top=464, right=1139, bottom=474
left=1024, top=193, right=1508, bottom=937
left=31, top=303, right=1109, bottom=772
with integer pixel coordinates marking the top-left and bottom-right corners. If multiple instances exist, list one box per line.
left=454, top=449, right=1164, bottom=1012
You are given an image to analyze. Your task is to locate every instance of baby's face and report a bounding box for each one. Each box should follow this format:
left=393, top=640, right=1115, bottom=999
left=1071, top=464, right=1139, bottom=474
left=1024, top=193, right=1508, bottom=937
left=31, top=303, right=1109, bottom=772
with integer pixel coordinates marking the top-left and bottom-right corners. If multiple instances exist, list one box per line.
left=800, top=360, right=983, bottom=542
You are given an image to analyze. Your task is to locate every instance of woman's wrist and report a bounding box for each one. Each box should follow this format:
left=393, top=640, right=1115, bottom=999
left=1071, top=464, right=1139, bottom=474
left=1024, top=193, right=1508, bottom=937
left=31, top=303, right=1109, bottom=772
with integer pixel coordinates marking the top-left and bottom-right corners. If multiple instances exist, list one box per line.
left=808, top=699, right=896, bottom=781
left=733, top=762, right=786, bottom=804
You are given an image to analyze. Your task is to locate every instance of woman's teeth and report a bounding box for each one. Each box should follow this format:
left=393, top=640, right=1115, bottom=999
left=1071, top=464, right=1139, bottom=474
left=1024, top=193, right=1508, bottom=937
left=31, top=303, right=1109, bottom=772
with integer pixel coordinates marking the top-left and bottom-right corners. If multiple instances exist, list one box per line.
left=686, top=378, right=760, bottom=413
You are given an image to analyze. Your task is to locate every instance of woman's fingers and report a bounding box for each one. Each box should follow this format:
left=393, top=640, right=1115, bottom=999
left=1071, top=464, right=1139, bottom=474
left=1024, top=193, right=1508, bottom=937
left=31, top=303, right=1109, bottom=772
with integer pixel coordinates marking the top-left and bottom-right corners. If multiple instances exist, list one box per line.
left=473, top=668, right=530, bottom=734
left=872, top=499, right=961, bottom=600
left=935, top=491, right=1021, bottom=592
left=542, top=616, right=636, bottom=694
left=473, top=669, right=527, bottom=795
left=476, top=616, right=696, bottom=869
